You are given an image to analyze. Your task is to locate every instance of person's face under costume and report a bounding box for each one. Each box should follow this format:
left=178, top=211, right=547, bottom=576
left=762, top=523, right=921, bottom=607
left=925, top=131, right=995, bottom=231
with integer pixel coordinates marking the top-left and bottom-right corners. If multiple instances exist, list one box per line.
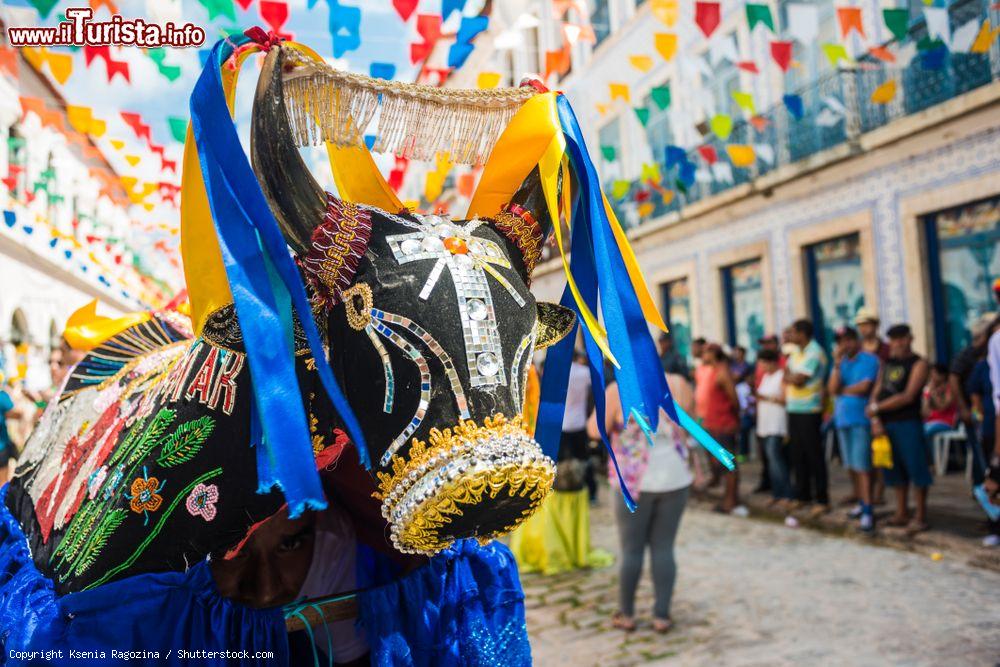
left=211, top=508, right=316, bottom=608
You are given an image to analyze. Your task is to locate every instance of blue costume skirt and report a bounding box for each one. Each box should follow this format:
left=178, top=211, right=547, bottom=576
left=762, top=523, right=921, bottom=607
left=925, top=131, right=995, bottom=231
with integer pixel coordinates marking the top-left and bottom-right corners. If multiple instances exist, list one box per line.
left=0, top=487, right=531, bottom=666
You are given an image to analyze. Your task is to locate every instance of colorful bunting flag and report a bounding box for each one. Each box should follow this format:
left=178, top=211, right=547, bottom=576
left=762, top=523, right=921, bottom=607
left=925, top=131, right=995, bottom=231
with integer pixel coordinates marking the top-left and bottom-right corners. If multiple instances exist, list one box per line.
left=870, top=79, right=896, bottom=104
left=260, top=1, right=293, bottom=40
left=836, top=7, right=864, bottom=40
left=369, top=62, right=396, bottom=80
left=411, top=14, right=442, bottom=63
left=28, top=0, right=59, bottom=18
left=654, top=33, right=677, bottom=61
left=770, top=40, right=793, bottom=72
left=650, top=0, right=678, bottom=26
left=695, top=2, right=721, bottom=38
left=745, top=4, right=775, bottom=33
left=611, top=180, right=631, bottom=199
left=448, top=16, right=488, bottom=68
left=732, top=91, right=755, bottom=114
left=971, top=20, right=998, bottom=54
left=125, top=155, right=141, bottom=167
left=923, top=8, right=951, bottom=47
left=544, top=46, right=571, bottom=79
left=710, top=114, right=733, bottom=140
left=697, top=145, right=718, bottom=164
left=727, top=145, right=755, bottom=167
left=748, top=115, right=769, bottom=132
left=634, top=107, right=650, bottom=126
left=0, top=48, right=17, bottom=79
left=882, top=8, right=909, bottom=42
left=868, top=45, right=895, bottom=63
left=822, top=43, right=850, bottom=67
left=168, top=117, right=188, bottom=143
left=736, top=61, right=759, bottom=74
left=477, top=72, right=501, bottom=88
left=650, top=85, right=671, bottom=110
left=442, top=0, right=466, bottom=20
left=600, top=145, right=617, bottom=161
left=392, top=0, right=418, bottom=21
left=327, top=1, right=362, bottom=58
left=629, top=55, right=654, bottom=72
left=783, top=94, right=804, bottom=119
left=609, top=82, right=631, bottom=102
left=199, top=0, right=236, bottom=22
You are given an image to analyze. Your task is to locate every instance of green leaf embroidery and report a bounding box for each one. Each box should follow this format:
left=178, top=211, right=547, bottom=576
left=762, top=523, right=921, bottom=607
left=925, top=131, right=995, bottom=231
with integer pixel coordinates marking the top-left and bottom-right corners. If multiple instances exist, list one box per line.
left=125, top=408, right=177, bottom=467
left=156, top=416, right=216, bottom=467
left=72, top=509, right=127, bottom=577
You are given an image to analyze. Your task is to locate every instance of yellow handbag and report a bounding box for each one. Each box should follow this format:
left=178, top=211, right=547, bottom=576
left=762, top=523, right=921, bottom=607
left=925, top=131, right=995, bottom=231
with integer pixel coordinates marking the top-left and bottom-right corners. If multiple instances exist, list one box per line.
left=871, top=434, right=893, bottom=469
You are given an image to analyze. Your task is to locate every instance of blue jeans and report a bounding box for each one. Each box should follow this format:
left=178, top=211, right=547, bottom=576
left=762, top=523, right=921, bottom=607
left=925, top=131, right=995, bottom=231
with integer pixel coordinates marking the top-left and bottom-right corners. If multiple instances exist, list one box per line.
left=883, top=419, right=933, bottom=488
left=837, top=424, right=871, bottom=472
left=761, top=435, right=792, bottom=500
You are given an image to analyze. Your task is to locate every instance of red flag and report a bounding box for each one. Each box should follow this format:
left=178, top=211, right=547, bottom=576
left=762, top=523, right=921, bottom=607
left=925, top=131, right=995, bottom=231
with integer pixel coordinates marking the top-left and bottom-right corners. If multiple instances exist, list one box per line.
left=392, top=0, right=418, bottom=21
left=868, top=45, right=895, bottom=63
left=234, top=0, right=253, bottom=8
left=736, top=61, right=759, bottom=74
left=105, top=58, right=130, bottom=82
left=259, top=1, right=293, bottom=40
left=120, top=112, right=151, bottom=143
left=0, top=48, right=18, bottom=79
left=2, top=177, right=17, bottom=192
left=410, top=41, right=434, bottom=64
left=770, top=40, right=793, bottom=71
left=410, top=14, right=442, bottom=64
left=697, top=145, right=718, bottom=164
left=695, top=2, right=721, bottom=38
left=749, top=115, right=770, bottom=132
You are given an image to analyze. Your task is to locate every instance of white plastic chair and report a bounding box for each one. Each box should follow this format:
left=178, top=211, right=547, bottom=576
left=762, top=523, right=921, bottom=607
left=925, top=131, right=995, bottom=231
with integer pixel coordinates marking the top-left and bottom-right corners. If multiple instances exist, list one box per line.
left=931, top=422, right=967, bottom=476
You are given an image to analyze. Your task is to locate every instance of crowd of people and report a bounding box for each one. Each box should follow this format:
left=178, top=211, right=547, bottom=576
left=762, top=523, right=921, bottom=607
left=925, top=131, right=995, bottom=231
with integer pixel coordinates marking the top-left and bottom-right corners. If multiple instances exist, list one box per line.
left=659, top=307, right=1000, bottom=545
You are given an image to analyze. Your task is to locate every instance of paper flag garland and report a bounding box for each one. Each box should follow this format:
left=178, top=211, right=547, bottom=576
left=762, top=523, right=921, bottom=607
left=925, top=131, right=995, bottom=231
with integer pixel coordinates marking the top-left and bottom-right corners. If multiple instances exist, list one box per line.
left=477, top=72, right=501, bottom=88
left=0, top=48, right=17, bottom=79
left=770, top=40, right=793, bottom=72
left=869, top=45, right=895, bottom=63
left=601, top=145, right=617, bottom=161
left=544, top=47, right=571, bottom=79
left=199, top=0, right=236, bottom=22
left=697, top=145, right=718, bottom=164
left=822, top=43, right=850, bottom=67
left=260, top=1, right=293, bottom=39
left=168, top=117, right=187, bottom=143
left=634, top=107, right=650, bottom=126
left=695, top=2, right=721, bottom=39
left=393, top=0, right=418, bottom=21
left=611, top=180, right=632, bottom=199
left=836, top=7, right=864, bottom=40
left=650, top=85, right=671, bottom=110
left=641, top=163, right=662, bottom=183
left=710, top=114, right=733, bottom=140
left=651, top=0, right=678, bottom=26
left=110, top=139, right=126, bottom=150
left=448, top=16, right=489, bottom=68
left=629, top=55, right=654, bottom=72
left=369, top=62, right=396, bottom=80
left=442, top=0, right=466, bottom=20
left=732, top=91, right=755, bottom=114
left=125, top=155, right=141, bottom=167
left=664, top=145, right=687, bottom=168
left=327, top=1, right=362, bottom=58
left=923, top=8, right=951, bottom=48
left=870, top=79, right=896, bottom=104
left=411, top=14, right=442, bottom=63
left=28, top=0, right=59, bottom=18
left=727, top=145, right=755, bottom=167
left=745, top=4, right=775, bottom=33
left=737, top=61, right=759, bottom=74
left=971, top=20, right=998, bottom=54
left=609, top=83, right=631, bottom=102
left=655, top=33, right=678, bottom=61
left=783, top=94, right=804, bottom=119
left=882, top=8, right=909, bottom=42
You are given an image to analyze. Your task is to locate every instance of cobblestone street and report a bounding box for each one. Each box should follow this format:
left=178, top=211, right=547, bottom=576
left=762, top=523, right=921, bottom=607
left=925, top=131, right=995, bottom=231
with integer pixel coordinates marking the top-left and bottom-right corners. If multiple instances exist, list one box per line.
left=523, top=495, right=1000, bottom=666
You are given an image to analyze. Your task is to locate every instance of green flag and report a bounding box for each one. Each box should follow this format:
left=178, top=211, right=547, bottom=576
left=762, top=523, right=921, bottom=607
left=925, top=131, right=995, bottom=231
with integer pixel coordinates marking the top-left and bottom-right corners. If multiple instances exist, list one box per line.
left=168, top=117, right=188, bottom=143
left=650, top=85, right=671, bottom=111
left=28, top=0, right=59, bottom=18
left=882, top=8, right=909, bottom=42
left=634, top=107, right=650, bottom=127
left=600, top=145, right=617, bottom=161
left=199, top=0, right=236, bottom=22
left=745, top=4, right=775, bottom=33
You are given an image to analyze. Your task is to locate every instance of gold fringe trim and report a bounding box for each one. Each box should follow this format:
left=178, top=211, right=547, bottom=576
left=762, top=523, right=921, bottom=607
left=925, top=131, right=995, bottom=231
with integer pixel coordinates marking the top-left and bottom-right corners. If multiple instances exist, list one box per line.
left=282, top=55, right=537, bottom=165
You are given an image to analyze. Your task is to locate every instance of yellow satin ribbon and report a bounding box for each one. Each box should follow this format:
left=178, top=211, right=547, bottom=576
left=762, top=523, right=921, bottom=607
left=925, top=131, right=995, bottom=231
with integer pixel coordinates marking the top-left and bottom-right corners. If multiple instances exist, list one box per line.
left=180, top=45, right=261, bottom=335
left=63, top=300, right=151, bottom=351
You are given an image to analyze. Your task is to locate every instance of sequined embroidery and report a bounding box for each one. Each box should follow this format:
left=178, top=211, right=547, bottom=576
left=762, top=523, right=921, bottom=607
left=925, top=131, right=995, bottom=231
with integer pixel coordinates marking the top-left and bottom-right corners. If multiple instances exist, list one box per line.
left=302, top=194, right=373, bottom=307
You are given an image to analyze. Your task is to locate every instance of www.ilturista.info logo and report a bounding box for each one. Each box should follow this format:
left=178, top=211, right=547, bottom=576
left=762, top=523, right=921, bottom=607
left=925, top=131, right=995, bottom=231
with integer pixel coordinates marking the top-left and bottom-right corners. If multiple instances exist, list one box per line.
left=7, top=8, right=206, bottom=48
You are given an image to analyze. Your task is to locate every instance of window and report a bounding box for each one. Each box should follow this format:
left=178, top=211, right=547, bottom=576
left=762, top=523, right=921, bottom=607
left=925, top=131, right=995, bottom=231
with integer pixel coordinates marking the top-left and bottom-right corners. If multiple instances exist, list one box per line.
left=591, top=0, right=612, bottom=47
left=925, top=194, right=1000, bottom=361
left=711, top=59, right=740, bottom=118
left=644, top=87, right=673, bottom=166
left=722, top=259, right=766, bottom=361
left=661, top=278, right=693, bottom=361
left=805, top=233, right=865, bottom=353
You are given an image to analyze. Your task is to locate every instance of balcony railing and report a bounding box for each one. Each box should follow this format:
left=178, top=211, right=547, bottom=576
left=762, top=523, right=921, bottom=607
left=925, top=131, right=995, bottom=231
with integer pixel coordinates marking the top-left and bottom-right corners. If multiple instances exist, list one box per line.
left=612, top=6, right=999, bottom=230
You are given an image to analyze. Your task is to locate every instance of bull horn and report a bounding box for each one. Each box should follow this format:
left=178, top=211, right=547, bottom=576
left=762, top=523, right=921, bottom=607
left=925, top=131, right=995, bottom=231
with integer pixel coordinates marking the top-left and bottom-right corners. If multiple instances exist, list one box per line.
left=250, top=45, right=327, bottom=256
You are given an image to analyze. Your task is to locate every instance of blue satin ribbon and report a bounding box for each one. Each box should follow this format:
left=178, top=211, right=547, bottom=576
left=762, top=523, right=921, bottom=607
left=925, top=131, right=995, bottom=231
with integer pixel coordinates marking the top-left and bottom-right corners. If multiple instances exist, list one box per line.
left=535, top=94, right=733, bottom=507
left=189, top=38, right=369, bottom=517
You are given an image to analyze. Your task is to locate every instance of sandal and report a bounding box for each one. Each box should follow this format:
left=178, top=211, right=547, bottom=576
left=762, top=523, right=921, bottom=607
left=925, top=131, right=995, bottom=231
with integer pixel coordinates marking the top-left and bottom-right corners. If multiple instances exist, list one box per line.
left=651, top=617, right=674, bottom=634
left=611, top=612, right=637, bottom=632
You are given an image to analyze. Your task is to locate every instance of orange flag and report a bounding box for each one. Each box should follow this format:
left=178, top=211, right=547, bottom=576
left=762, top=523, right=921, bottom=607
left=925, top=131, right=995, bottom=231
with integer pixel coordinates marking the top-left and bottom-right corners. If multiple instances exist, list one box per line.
left=836, top=7, right=864, bottom=39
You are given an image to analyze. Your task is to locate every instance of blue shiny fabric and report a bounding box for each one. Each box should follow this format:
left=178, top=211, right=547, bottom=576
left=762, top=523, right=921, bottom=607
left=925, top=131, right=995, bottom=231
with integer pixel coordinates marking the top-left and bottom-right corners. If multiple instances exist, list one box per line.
left=0, top=489, right=288, bottom=666
left=359, top=539, right=531, bottom=667
left=0, top=487, right=530, bottom=666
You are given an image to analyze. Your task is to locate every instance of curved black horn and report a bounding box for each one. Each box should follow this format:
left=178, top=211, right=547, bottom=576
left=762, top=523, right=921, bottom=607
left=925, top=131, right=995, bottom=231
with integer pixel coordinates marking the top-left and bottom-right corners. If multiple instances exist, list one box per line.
left=250, top=45, right=326, bottom=256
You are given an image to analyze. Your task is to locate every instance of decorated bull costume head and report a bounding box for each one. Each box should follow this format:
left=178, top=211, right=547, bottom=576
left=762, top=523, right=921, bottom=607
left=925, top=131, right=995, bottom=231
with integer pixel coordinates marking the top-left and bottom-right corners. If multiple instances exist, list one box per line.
left=5, top=35, right=731, bottom=608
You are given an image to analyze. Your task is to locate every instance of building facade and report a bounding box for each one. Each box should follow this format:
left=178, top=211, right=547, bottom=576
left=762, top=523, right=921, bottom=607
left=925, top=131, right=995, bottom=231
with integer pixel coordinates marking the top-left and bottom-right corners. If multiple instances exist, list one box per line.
left=443, top=0, right=1000, bottom=365
left=0, top=40, right=144, bottom=389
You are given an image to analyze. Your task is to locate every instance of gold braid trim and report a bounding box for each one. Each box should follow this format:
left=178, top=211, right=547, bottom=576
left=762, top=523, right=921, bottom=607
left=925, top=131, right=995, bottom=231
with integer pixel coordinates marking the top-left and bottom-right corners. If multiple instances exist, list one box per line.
left=492, top=204, right=543, bottom=279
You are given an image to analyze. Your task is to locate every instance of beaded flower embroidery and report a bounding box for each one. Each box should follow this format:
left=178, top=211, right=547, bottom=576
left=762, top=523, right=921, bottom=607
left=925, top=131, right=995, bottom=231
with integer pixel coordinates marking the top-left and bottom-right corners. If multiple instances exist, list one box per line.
left=185, top=483, right=219, bottom=522
left=125, top=467, right=165, bottom=526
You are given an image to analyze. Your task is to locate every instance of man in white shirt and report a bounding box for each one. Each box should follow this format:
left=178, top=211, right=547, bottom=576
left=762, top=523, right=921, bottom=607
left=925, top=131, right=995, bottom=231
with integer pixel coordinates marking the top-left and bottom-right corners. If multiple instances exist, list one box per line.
left=562, top=351, right=595, bottom=502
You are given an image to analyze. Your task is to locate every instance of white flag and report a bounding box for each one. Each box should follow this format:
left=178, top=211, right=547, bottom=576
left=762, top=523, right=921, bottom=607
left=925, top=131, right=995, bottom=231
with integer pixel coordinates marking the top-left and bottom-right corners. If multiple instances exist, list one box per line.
left=712, top=162, right=735, bottom=183
left=950, top=18, right=980, bottom=53
left=786, top=3, right=819, bottom=45
left=896, top=41, right=918, bottom=68
left=695, top=168, right=714, bottom=183
left=822, top=95, right=847, bottom=116
left=493, top=30, right=524, bottom=50
left=563, top=24, right=583, bottom=45
left=923, top=8, right=951, bottom=47
left=815, top=108, right=843, bottom=127
left=754, top=143, right=775, bottom=165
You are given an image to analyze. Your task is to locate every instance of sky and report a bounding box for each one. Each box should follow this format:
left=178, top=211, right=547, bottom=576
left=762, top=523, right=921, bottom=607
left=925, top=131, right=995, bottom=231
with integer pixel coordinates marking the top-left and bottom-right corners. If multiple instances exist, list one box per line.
left=0, top=0, right=483, bottom=288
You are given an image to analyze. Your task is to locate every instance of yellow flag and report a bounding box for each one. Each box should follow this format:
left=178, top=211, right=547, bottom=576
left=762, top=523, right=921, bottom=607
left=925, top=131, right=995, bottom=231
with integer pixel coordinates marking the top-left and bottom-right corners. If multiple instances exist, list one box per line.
left=732, top=91, right=755, bottom=114
left=45, top=52, right=73, bottom=84
left=596, top=103, right=609, bottom=115
left=120, top=175, right=138, bottom=190
left=870, top=79, right=896, bottom=104
left=611, top=179, right=631, bottom=199
left=651, top=0, right=679, bottom=26
left=654, top=33, right=677, bottom=61
left=822, top=43, right=850, bottom=67
left=628, top=55, right=654, bottom=72
left=125, top=155, right=141, bottom=167
left=110, top=139, right=125, bottom=150
left=608, top=82, right=631, bottom=102
left=67, top=105, right=93, bottom=134
left=727, top=144, right=755, bottom=167
left=476, top=71, right=501, bottom=88
left=89, top=118, right=107, bottom=137
left=638, top=202, right=655, bottom=218
left=661, top=190, right=675, bottom=206
left=970, top=20, right=997, bottom=54
left=641, top=162, right=661, bottom=183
